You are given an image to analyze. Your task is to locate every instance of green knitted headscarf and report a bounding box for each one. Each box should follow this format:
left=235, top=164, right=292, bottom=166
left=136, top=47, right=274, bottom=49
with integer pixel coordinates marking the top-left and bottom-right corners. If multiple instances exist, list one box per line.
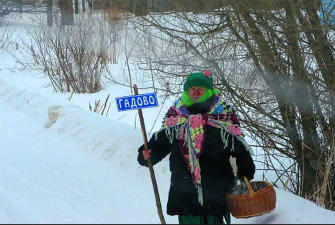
left=182, top=70, right=219, bottom=107
left=183, top=71, right=214, bottom=91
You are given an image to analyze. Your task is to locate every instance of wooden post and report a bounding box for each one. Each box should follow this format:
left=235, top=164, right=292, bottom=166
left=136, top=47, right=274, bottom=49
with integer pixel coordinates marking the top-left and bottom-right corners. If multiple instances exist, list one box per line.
left=133, top=84, right=166, bottom=224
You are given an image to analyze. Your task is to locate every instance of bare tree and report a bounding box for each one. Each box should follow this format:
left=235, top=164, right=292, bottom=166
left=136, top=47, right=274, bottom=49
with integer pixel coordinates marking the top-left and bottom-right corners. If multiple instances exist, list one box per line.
left=0, top=16, right=11, bottom=53
left=19, top=12, right=123, bottom=93
left=125, top=0, right=335, bottom=210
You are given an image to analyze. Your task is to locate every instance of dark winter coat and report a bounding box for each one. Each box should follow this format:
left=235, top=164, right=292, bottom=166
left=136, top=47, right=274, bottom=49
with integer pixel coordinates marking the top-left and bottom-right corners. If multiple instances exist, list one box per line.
left=137, top=97, right=255, bottom=216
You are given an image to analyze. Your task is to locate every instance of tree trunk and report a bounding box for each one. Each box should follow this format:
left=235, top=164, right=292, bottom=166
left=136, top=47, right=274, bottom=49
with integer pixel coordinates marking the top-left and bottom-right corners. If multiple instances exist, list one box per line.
left=59, top=0, right=74, bottom=25
left=74, top=0, right=79, bottom=14
left=47, top=0, right=52, bottom=26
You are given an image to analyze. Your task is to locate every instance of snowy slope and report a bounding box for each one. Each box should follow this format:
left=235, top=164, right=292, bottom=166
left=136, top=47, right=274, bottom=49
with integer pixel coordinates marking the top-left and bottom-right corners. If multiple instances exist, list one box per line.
left=1, top=77, right=335, bottom=224
left=0, top=78, right=172, bottom=223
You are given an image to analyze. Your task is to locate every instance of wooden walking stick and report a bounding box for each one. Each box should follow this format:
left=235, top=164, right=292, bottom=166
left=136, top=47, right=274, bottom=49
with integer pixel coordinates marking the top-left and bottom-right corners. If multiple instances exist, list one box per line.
left=133, top=84, right=166, bottom=224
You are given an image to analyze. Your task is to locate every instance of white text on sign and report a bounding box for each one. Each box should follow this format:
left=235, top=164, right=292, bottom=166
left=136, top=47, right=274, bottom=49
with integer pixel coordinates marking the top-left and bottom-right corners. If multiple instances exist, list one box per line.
left=115, top=93, right=159, bottom=111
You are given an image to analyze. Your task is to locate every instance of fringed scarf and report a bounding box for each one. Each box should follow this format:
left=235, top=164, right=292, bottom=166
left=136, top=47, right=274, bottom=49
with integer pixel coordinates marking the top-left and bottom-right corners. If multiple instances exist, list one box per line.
left=154, top=95, right=253, bottom=206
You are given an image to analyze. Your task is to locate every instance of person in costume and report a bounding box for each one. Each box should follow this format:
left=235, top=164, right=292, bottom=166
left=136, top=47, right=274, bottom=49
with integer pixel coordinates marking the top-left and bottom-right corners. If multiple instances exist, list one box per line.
left=137, top=70, right=255, bottom=224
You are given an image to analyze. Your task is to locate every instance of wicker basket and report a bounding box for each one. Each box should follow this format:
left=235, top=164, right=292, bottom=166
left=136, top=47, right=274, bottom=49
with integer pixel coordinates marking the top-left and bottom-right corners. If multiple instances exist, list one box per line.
left=225, top=176, right=276, bottom=218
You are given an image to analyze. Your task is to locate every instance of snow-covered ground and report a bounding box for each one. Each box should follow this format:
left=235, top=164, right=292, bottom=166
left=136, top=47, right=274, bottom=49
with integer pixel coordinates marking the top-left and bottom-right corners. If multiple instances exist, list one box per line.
left=1, top=12, right=335, bottom=224
left=2, top=63, right=335, bottom=224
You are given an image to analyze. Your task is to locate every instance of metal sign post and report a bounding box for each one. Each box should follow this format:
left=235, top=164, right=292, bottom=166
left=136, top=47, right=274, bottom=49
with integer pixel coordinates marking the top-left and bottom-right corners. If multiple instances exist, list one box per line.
left=115, top=85, right=166, bottom=224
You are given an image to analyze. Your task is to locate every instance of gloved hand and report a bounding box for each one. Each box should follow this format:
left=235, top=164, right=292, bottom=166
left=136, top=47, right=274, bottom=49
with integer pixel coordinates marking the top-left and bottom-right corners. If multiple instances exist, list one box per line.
left=142, top=149, right=152, bottom=160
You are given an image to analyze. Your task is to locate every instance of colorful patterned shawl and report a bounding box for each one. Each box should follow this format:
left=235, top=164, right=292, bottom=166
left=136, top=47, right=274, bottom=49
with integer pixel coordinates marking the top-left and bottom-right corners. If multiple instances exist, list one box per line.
left=154, top=95, right=253, bottom=205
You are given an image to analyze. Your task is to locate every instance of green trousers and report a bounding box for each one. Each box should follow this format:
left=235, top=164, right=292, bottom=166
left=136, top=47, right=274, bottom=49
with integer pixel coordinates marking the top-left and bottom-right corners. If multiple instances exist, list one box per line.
left=178, top=211, right=231, bottom=224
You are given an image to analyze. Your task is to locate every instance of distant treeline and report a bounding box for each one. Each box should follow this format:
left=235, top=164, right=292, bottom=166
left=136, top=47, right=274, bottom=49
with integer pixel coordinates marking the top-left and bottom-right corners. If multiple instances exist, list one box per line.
left=92, top=0, right=224, bottom=14
left=92, top=0, right=322, bottom=15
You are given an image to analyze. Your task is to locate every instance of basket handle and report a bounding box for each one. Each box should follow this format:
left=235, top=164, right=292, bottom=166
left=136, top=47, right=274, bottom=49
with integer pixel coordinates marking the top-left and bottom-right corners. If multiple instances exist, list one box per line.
left=243, top=176, right=255, bottom=197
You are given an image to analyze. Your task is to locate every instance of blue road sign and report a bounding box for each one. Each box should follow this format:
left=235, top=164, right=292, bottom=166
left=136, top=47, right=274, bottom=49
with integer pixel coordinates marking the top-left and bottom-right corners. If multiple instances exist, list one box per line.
left=115, top=92, right=159, bottom=111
